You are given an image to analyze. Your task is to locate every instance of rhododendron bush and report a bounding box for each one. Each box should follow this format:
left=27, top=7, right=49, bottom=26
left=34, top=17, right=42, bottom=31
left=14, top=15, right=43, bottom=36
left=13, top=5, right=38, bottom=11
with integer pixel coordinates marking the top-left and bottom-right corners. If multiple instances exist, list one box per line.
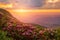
left=2, top=23, right=60, bottom=40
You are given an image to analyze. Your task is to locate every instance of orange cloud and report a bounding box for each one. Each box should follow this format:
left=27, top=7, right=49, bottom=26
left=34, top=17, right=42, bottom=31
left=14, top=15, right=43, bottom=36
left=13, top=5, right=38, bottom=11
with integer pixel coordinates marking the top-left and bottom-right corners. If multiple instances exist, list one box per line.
left=0, top=3, right=13, bottom=8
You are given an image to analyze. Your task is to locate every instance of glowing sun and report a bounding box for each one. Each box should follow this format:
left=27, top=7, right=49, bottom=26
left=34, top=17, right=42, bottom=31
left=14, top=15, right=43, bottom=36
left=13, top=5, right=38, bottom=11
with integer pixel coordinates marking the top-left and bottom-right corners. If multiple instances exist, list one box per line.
left=47, top=0, right=58, bottom=3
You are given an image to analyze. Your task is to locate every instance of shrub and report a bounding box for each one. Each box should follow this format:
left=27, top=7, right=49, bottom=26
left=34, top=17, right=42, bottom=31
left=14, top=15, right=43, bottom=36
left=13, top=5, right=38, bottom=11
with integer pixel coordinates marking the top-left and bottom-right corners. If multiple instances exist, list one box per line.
left=0, top=30, right=13, bottom=40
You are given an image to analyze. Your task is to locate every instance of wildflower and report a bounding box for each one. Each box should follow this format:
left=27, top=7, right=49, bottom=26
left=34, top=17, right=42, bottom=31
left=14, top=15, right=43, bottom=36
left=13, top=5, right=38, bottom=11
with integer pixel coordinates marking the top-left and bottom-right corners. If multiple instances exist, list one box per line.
left=22, top=32, right=31, bottom=36
left=39, top=30, right=45, bottom=35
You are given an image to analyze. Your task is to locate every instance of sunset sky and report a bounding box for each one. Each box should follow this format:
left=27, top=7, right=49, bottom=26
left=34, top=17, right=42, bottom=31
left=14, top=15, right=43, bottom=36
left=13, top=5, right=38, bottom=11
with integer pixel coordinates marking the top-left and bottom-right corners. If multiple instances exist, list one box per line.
left=0, top=0, right=60, bottom=27
left=0, top=0, right=60, bottom=9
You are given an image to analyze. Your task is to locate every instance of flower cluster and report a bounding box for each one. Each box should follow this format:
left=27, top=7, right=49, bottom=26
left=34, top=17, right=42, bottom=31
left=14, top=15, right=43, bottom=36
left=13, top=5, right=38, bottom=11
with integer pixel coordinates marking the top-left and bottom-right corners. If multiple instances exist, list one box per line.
left=2, top=22, right=60, bottom=40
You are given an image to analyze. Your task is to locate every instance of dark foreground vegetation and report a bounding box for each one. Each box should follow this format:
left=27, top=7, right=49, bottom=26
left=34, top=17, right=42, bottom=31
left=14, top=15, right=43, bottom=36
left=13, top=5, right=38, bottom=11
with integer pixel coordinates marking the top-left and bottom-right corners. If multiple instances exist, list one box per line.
left=0, top=8, right=60, bottom=40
